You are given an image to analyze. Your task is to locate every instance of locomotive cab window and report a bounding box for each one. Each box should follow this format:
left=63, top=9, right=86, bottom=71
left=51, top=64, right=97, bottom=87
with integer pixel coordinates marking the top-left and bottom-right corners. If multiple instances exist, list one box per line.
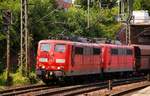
left=84, top=47, right=91, bottom=55
left=93, top=48, right=101, bottom=55
left=126, top=49, right=132, bottom=55
left=111, top=48, right=118, bottom=55
left=55, top=44, right=66, bottom=53
left=40, top=43, right=51, bottom=51
left=118, top=48, right=126, bottom=55
left=75, top=47, right=83, bottom=54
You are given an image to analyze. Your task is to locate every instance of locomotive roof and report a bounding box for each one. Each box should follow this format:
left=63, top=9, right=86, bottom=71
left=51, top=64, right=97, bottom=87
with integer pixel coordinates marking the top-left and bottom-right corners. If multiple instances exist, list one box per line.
left=39, top=40, right=73, bottom=44
left=39, top=40, right=100, bottom=47
left=100, top=44, right=133, bottom=49
left=39, top=40, right=138, bottom=49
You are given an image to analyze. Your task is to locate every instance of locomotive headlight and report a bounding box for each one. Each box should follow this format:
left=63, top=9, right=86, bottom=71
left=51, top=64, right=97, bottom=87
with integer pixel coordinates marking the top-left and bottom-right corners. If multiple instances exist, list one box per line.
left=42, top=65, right=45, bottom=69
left=57, top=67, right=61, bottom=70
left=57, top=66, right=64, bottom=70
left=50, top=72, right=53, bottom=75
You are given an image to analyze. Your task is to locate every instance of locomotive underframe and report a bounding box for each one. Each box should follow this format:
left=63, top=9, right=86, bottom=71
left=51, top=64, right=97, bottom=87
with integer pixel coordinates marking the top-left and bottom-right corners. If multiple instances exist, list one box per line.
left=36, top=69, right=65, bottom=80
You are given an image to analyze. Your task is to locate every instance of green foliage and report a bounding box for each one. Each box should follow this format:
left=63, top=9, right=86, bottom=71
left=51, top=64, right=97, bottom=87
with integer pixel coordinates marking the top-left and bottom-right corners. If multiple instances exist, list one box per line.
left=75, top=0, right=117, bottom=9
left=133, top=0, right=150, bottom=13
left=0, top=71, right=7, bottom=86
left=28, top=71, right=38, bottom=84
left=133, top=0, right=142, bottom=10
left=0, top=69, right=38, bottom=87
left=0, top=34, right=6, bottom=41
left=0, top=70, right=29, bottom=86
left=12, top=71, right=30, bottom=86
left=141, top=0, right=150, bottom=13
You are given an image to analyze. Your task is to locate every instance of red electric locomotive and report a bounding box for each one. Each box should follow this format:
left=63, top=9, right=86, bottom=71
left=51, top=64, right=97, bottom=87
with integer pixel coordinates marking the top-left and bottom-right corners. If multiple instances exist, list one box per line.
left=36, top=40, right=102, bottom=84
left=101, top=44, right=135, bottom=73
left=101, top=44, right=150, bottom=76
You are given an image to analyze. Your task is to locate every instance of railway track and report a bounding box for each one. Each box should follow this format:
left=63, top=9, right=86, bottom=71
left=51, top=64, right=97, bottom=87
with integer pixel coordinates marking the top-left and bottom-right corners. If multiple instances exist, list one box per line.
left=31, top=81, right=107, bottom=96
left=31, top=77, right=148, bottom=96
left=110, top=81, right=150, bottom=96
left=0, top=76, right=149, bottom=96
left=79, top=77, right=150, bottom=96
left=0, top=84, right=56, bottom=96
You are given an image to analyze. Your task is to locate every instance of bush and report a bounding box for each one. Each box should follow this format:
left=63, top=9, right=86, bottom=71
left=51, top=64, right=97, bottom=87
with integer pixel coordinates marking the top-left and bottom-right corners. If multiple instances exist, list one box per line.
left=12, top=71, right=30, bottom=86
left=28, top=71, right=38, bottom=84
left=0, top=71, right=7, bottom=86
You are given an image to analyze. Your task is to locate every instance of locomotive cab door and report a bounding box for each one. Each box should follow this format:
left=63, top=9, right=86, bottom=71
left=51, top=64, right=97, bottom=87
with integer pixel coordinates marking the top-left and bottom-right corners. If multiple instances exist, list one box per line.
left=133, top=46, right=141, bottom=71
left=54, top=44, right=67, bottom=67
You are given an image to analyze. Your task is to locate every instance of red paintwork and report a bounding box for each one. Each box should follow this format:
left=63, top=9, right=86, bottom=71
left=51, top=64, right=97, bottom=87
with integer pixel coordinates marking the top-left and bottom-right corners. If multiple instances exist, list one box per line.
left=36, top=40, right=102, bottom=76
left=101, top=44, right=135, bottom=72
left=36, top=40, right=150, bottom=81
left=132, top=44, right=150, bottom=70
left=37, top=40, right=72, bottom=71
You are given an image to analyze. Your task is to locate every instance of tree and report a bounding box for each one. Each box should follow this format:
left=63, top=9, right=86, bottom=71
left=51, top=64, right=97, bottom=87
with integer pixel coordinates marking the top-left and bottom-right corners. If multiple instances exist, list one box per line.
left=133, top=0, right=142, bottom=10
left=142, top=0, right=150, bottom=13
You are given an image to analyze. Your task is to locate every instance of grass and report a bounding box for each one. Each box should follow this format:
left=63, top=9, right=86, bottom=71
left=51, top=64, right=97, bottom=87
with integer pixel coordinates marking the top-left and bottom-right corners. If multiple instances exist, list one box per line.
left=0, top=71, right=7, bottom=86
left=12, top=71, right=30, bottom=86
left=0, top=69, right=39, bottom=88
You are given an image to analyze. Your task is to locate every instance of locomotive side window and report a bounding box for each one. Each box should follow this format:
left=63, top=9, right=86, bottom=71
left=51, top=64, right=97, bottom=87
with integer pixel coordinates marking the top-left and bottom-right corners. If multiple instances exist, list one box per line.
left=84, top=47, right=91, bottom=55
left=111, top=48, right=118, bottom=55
left=118, top=48, right=126, bottom=55
left=126, top=49, right=132, bottom=55
left=75, top=47, right=83, bottom=54
left=55, top=44, right=66, bottom=52
left=118, top=48, right=122, bottom=55
left=93, top=48, right=101, bottom=55
left=40, top=43, right=51, bottom=51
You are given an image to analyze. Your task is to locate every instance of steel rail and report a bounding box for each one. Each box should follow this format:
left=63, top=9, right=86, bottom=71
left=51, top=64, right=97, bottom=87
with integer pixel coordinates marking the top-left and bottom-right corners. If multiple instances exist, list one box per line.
left=0, top=76, right=148, bottom=96
left=111, top=81, right=150, bottom=96
left=0, top=84, right=50, bottom=96
left=30, top=77, right=147, bottom=96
